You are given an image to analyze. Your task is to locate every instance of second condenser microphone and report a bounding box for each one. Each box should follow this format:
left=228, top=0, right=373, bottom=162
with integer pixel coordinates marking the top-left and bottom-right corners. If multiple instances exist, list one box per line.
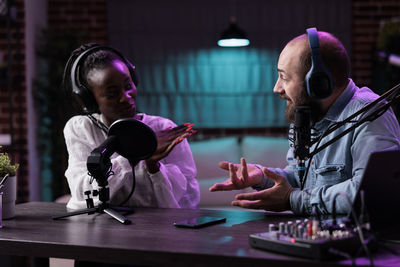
left=294, top=106, right=311, bottom=188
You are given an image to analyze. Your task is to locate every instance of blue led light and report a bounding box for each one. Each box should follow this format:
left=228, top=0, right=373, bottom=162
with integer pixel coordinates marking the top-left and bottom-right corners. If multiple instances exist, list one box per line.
left=218, top=38, right=250, bottom=47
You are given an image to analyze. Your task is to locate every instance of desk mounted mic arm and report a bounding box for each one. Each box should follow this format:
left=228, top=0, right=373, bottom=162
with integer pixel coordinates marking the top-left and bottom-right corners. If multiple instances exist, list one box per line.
left=308, top=82, right=400, bottom=158
left=297, top=82, right=400, bottom=190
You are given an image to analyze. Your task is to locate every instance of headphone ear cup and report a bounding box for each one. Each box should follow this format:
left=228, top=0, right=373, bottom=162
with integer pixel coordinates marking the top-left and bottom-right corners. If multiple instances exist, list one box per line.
left=69, top=45, right=103, bottom=114
left=305, top=27, right=333, bottom=99
left=305, top=68, right=333, bottom=99
left=72, top=84, right=99, bottom=114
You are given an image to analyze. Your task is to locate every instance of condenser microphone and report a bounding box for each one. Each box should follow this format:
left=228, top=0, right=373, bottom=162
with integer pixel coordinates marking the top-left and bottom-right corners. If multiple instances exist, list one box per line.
left=86, top=118, right=158, bottom=187
left=294, top=106, right=311, bottom=188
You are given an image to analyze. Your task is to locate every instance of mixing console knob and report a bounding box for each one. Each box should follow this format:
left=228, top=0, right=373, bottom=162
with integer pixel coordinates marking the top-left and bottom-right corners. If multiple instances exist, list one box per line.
left=269, top=223, right=278, bottom=232
left=285, top=221, right=293, bottom=235
left=279, top=222, right=285, bottom=233
left=296, top=225, right=304, bottom=238
left=312, top=220, right=319, bottom=236
left=307, top=220, right=313, bottom=237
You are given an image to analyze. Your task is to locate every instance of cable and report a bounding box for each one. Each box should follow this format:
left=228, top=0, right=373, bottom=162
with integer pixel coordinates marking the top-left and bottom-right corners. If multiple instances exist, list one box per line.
left=381, top=239, right=400, bottom=244
left=377, top=239, right=400, bottom=255
left=359, top=190, right=367, bottom=227
left=332, top=192, right=374, bottom=266
left=328, top=247, right=355, bottom=265
left=117, top=164, right=136, bottom=206
left=87, top=114, right=109, bottom=134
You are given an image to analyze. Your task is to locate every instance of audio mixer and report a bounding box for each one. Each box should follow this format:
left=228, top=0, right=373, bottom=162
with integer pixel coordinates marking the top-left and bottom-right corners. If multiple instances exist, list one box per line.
left=249, top=219, right=362, bottom=259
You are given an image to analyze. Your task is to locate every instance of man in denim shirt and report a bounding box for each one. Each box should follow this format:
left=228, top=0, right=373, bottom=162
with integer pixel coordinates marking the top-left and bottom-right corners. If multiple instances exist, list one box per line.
left=210, top=30, right=400, bottom=215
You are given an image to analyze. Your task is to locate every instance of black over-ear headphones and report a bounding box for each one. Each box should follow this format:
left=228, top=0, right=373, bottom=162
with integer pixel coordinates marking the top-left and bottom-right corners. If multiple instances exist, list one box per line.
left=70, top=45, right=139, bottom=114
left=305, top=27, right=333, bottom=99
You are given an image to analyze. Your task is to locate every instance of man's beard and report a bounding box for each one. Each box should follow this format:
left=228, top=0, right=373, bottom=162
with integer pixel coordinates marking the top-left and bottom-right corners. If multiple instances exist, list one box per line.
left=284, top=90, right=320, bottom=123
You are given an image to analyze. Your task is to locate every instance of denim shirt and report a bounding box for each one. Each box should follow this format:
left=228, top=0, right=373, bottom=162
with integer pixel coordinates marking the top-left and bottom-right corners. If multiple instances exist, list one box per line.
left=255, top=79, right=400, bottom=215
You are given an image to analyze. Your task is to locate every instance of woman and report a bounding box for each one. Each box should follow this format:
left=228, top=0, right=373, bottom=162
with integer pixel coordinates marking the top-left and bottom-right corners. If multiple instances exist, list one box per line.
left=62, top=43, right=199, bottom=210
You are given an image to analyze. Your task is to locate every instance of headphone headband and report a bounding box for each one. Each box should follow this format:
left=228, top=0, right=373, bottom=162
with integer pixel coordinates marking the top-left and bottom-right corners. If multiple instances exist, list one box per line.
left=70, top=45, right=138, bottom=114
left=305, top=27, right=333, bottom=99
left=306, top=28, right=320, bottom=50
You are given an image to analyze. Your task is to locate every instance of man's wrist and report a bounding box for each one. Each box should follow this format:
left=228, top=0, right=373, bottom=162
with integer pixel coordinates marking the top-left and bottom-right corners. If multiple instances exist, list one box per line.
left=285, top=187, right=293, bottom=211
left=252, top=164, right=266, bottom=190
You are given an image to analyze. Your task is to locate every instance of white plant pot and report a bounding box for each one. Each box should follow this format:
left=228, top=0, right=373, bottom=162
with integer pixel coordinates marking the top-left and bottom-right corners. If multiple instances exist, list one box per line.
left=2, top=175, right=16, bottom=219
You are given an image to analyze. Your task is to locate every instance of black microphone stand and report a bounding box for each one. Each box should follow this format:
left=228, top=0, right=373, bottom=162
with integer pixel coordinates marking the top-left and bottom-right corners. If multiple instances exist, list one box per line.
left=53, top=135, right=132, bottom=224
left=299, top=82, right=400, bottom=189
left=53, top=118, right=157, bottom=224
left=310, top=82, right=400, bottom=157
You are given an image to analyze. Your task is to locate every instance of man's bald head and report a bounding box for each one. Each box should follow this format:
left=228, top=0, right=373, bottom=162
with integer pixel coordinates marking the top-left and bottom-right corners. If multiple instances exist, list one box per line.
left=289, top=31, right=350, bottom=90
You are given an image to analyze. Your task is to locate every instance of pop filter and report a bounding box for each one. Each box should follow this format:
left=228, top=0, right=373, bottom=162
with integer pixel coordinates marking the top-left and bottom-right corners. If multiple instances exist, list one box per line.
left=108, top=118, right=158, bottom=161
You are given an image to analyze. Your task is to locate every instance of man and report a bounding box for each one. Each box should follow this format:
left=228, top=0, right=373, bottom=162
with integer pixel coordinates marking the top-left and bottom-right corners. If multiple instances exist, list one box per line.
left=209, top=29, right=400, bottom=215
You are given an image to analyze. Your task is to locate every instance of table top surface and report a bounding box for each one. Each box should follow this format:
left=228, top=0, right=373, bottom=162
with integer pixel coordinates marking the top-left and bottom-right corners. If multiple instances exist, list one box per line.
left=0, top=202, right=397, bottom=266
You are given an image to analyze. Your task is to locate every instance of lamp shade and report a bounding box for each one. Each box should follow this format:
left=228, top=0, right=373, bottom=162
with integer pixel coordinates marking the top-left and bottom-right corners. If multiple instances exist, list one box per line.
left=218, top=20, right=250, bottom=47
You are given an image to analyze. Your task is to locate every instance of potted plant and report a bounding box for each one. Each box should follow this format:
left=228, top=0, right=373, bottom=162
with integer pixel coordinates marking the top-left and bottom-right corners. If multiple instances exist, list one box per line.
left=0, top=146, right=18, bottom=178
left=0, top=146, right=19, bottom=219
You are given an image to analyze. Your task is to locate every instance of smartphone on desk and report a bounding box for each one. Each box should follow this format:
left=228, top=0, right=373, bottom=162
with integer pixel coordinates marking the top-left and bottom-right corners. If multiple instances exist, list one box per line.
left=174, top=216, right=226, bottom=228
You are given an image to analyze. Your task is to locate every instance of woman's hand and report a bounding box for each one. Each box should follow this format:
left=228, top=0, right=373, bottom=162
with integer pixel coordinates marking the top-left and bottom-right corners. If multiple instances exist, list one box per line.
left=145, top=123, right=196, bottom=173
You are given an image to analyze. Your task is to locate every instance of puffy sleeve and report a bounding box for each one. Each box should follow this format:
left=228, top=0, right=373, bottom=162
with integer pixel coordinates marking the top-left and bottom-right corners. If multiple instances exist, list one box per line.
left=136, top=116, right=200, bottom=209
left=64, top=116, right=106, bottom=209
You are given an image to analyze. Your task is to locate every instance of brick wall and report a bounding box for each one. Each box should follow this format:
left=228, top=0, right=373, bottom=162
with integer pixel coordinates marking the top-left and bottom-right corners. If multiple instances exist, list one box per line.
left=0, top=0, right=28, bottom=202
left=352, top=0, right=400, bottom=87
left=48, top=0, right=107, bottom=43
left=0, top=0, right=108, bottom=202
left=43, top=0, right=108, bottom=199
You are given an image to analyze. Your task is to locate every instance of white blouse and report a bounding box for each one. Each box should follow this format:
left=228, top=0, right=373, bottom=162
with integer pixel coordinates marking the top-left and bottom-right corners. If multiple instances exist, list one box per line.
left=63, top=113, right=200, bottom=210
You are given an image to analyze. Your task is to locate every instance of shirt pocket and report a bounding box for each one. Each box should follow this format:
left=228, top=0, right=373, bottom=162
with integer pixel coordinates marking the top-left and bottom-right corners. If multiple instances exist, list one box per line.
left=314, top=164, right=346, bottom=186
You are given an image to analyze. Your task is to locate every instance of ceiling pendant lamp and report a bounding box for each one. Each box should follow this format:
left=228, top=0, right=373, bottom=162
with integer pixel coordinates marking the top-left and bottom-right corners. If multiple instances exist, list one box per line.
left=218, top=16, right=250, bottom=47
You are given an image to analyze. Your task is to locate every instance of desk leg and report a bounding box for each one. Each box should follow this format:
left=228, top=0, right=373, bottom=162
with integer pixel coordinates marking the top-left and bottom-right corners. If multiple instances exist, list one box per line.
left=31, top=257, right=49, bottom=267
left=0, top=255, right=44, bottom=267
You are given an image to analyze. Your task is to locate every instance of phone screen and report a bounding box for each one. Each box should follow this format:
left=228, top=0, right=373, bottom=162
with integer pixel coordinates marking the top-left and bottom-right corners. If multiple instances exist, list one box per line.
left=173, top=216, right=226, bottom=228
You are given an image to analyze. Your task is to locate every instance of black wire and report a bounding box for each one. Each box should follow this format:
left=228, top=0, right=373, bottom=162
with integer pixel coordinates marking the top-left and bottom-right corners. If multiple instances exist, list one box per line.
left=332, top=192, right=374, bottom=266
left=87, top=114, right=109, bottom=134
left=328, top=247, right=355, bottom=265
left=377, top=239, right=400, bottom=254
left=117, top=163, right=136, bottom=206
left=377, top=237, right=400, bottom=244
left=359, top=190, right=366, bottom=226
